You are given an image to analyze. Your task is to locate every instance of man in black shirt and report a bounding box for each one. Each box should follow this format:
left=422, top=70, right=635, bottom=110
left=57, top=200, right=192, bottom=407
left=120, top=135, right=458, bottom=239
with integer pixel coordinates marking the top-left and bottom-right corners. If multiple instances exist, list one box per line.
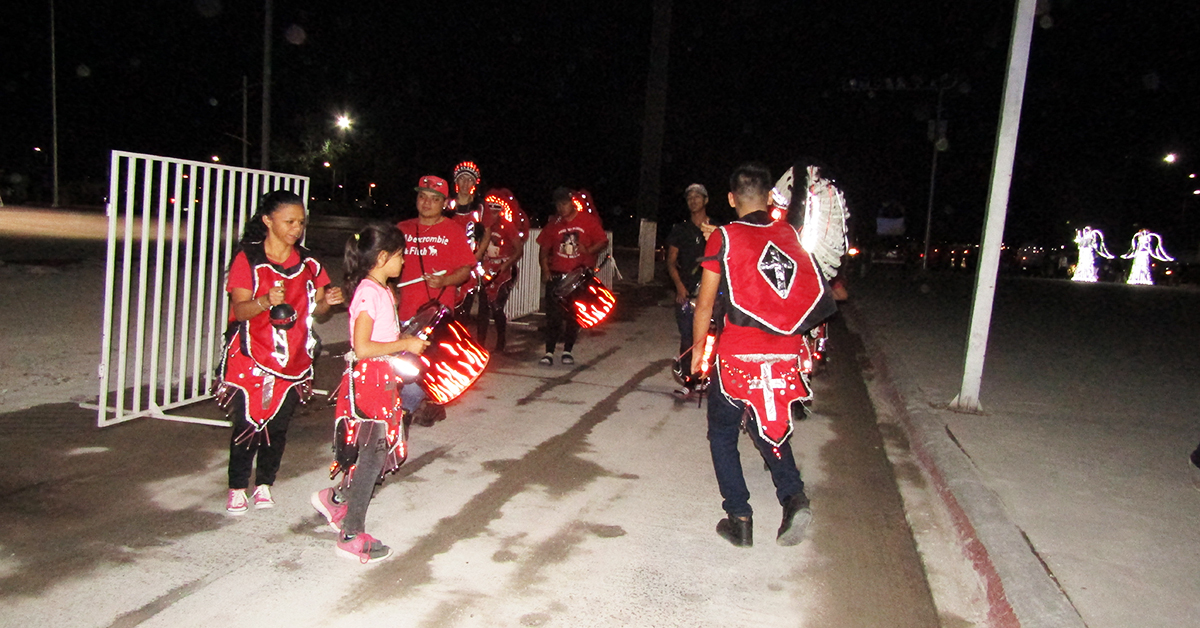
left=666, top=183, right=716, bottom=400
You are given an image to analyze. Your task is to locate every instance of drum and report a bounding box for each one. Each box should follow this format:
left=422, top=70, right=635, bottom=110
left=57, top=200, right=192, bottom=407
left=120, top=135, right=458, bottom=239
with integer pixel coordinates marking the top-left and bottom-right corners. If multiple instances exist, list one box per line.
left=552, top=268, right=616, bottom=329
left=401, top=301, right=490, bottom=404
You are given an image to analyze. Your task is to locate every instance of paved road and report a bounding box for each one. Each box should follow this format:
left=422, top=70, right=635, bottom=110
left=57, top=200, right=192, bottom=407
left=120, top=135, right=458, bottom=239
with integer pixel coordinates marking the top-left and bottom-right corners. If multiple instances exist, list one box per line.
left=848, top=267, right=1200, bottom=628
left=0, top=248, right=956, bottom=627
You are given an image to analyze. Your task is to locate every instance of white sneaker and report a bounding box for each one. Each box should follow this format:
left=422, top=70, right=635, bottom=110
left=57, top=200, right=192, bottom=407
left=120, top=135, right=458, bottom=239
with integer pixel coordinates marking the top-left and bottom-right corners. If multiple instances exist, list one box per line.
left=226, top=488, right=249, bottom=515
left=251, top=485, right=275, bottom=509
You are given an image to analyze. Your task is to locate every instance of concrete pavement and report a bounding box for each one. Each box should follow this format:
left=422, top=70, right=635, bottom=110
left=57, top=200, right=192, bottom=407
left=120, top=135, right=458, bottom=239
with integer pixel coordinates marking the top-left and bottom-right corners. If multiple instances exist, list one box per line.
left=0, top=248, right=962, bottom=628
left=846, top=267, right=1200, bottom=628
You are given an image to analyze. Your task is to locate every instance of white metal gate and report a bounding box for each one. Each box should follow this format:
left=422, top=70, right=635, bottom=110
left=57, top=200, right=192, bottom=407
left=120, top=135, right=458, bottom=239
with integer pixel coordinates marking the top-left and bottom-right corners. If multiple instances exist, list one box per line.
left=504, top=228, right=616, bottom=321
left=88, top=150, right=309, bottom=427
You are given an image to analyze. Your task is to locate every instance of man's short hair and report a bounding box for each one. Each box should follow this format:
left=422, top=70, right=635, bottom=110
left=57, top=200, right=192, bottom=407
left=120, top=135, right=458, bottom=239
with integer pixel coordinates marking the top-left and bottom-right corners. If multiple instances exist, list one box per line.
left=551, top=186, right=573, bottom=205
left=729, top=163, right=772, bottom=200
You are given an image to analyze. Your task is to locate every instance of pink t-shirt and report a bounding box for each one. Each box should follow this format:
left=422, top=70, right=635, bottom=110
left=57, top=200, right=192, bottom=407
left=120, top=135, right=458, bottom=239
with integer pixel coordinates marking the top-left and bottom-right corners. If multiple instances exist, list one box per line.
left=349, top=279, right=401, bottom=344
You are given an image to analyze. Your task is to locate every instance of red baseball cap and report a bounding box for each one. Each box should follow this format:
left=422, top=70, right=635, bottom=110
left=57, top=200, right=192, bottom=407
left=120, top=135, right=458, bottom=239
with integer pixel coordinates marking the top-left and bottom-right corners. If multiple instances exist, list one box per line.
left=415, top=175, right=449, bottom=198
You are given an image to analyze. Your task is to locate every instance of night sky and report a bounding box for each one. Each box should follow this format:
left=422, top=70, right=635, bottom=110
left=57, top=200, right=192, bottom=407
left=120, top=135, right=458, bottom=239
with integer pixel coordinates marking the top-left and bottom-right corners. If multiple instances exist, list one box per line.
left=5, top=1, right=1198, bottom=249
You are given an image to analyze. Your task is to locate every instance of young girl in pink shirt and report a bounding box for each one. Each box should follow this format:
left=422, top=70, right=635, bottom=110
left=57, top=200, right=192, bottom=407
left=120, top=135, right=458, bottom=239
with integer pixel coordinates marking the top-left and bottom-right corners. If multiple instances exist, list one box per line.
left=311, top=223, right=429, bottom=563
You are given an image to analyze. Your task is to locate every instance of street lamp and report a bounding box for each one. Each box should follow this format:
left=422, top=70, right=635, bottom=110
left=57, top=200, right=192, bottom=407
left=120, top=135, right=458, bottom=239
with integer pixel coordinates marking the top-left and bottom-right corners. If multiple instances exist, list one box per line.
left=336, top=114, right=352, bottom=131
left=324, top=161, right=334, bottom=201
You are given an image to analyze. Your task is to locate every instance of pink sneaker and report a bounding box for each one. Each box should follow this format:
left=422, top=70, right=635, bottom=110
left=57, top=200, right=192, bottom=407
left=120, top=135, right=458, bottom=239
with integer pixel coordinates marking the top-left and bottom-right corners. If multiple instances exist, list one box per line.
left=226, top=489, right=249, bottom=515
left=251, top=484, right=275, bottom=509
left=336, top=533, right=392, bottom=564
left=311, top=488, right=347, bottom=531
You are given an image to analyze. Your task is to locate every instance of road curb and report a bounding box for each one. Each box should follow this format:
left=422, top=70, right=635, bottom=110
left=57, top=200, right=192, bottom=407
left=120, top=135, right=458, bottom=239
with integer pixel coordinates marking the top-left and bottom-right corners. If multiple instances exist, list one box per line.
left=841, top=302, right=1086, bottom=628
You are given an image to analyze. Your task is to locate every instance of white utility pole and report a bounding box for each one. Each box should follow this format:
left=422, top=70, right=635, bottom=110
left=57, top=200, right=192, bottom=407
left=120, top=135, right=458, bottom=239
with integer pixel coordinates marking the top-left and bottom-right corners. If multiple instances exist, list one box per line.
left=949, top=0, right=1038, bottom=413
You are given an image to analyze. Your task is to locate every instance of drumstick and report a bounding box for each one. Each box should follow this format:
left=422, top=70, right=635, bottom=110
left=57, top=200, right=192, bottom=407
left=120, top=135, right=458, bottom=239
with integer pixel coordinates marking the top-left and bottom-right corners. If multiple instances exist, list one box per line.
left=396, top=270, right=446, bottom=288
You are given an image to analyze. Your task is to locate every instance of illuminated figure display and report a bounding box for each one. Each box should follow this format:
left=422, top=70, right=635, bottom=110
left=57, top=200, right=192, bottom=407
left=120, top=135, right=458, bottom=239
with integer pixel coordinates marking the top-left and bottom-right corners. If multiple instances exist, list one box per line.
left=1072, top=226, right=1113, bottom=283
left=1121, top=229, right=1173, bottom=285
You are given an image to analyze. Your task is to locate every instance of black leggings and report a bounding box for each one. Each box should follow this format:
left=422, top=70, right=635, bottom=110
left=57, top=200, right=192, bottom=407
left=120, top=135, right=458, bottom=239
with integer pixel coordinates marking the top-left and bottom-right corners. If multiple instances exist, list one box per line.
left=477, top=274, right=516, bottom=349
left=543, top=277, right=580, bottom=354
left=227, top=387, right=300, bottom=489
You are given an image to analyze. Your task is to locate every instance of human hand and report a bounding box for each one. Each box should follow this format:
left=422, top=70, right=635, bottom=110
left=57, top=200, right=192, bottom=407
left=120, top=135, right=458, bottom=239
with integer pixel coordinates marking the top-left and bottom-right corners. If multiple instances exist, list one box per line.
left=690, top=348, right=706, bottom=377
left=425, top=273, right=446, bottom=289
left=400, top=336, right=431, bottom=355
left=324, top=286, right=345, bottom=306
left=700, top=222, right=716, bottom=240
left=266, top=281, right=286, bottom=306
left=675, top=288, right=689, bottom=305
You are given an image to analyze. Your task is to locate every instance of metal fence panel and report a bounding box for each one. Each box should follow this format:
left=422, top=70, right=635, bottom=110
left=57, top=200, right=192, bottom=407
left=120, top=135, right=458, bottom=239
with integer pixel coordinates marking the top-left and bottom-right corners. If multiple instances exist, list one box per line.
left=90, top=151, right=309, bottom=427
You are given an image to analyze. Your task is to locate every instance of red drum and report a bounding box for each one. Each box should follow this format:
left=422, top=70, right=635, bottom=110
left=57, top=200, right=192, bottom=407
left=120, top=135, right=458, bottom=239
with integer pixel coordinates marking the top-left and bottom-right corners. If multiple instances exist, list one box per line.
left=553, top=268, right=616, bottom=329
left=401, top=301, right=490, bottom=404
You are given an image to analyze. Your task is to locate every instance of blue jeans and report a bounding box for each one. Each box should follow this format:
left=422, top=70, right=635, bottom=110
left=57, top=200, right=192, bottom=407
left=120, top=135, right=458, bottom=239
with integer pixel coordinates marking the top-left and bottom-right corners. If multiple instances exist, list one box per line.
left=675, top=300, right=695, bottom=358
left=707, top=374, right=804, bottom=518
left=401, top=382, right=425, bottom=412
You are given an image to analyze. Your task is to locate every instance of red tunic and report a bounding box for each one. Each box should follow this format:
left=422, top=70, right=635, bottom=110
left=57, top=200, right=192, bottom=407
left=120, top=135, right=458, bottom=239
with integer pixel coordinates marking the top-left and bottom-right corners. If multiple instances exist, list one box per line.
left=218, top=244, right=330, bottom=429
left=700, top=216, right=835, bottom=446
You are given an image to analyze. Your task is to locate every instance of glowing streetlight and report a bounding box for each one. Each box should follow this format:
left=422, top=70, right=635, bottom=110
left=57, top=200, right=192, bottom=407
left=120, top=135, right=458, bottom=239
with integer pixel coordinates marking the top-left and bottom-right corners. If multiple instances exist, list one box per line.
left=211, top=155, right=220, bottom=163
left=1164, top=153, right=1178, bottom=164
left=335, top=115, right=352, bottom=130
left=368, top=182, right=376, bottom=197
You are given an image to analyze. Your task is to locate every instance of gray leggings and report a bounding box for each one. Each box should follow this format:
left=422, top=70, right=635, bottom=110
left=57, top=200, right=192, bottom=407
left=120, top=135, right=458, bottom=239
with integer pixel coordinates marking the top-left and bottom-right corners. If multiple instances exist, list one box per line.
left=340, top=419, right=388, bottom=537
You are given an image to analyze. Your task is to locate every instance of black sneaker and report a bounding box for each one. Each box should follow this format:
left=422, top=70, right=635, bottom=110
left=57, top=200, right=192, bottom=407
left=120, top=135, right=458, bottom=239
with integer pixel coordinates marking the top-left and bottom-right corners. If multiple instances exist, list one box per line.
left=413, top=402, right=446, bottom=427
left=671, top=386, right=695, bottom=402
left=716, top=515, right=753, bottom=547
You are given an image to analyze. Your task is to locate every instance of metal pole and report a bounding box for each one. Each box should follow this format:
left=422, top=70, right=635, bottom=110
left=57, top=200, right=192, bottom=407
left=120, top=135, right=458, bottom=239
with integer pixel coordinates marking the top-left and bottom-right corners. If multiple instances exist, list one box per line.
left=949, top=0, right=1038, bottom=413
left=635, top=0, right=672, bottom=284
left=241, top=75, right=249, bottom=168
left=50, top=0, right=60, bottom=207
left=260, top=0, right=272, bottom=171
left=922, top=88, right=944, bottom=270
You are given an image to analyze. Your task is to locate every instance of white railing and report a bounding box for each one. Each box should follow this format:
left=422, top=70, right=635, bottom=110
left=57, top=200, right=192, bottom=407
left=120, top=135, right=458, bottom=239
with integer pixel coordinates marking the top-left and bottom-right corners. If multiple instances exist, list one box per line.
left=503, top=228, right=616, bottom=322
left=88, top=151, right=309, bottom=428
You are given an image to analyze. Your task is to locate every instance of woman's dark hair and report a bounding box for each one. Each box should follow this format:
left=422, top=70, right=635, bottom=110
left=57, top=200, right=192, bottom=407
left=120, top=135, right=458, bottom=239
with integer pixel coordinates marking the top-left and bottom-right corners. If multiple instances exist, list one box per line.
left=344, top=222, right=407, bottom=292
left=240, top=189, right=305, bottom=244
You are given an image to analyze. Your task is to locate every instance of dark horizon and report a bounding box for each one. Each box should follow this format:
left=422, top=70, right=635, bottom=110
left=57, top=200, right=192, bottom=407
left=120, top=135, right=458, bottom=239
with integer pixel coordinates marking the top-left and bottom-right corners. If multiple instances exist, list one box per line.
left=5, top=1, right=1198, bottom=250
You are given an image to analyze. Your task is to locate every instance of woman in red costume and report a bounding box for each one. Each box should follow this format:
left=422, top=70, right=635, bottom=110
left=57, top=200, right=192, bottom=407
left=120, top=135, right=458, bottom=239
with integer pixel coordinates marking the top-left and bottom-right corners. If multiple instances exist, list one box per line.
left=216, top=190, right=344, bottom=515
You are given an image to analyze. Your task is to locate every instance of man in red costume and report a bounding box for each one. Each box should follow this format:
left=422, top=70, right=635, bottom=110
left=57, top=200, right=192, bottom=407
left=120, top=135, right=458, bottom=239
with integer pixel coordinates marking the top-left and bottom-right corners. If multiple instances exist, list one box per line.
left=691, top=163, right=835, bottom=548
left=537, top=186, right=608, bottom=366
left=396, top=174, right=477, bottom=425
left=476, top=188, right=529, bottom=353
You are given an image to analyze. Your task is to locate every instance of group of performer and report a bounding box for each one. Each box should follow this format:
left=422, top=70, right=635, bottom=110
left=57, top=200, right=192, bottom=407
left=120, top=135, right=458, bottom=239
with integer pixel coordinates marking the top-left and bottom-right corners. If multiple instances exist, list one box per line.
left=215, top=161, right=618, bottom=563
left=215, top=158, right=845, bottom=560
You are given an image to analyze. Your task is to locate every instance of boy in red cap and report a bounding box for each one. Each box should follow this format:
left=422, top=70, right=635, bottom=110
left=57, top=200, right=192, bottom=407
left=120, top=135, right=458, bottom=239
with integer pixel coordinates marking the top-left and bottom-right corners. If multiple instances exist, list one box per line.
left=395, top=175, right=477, bottom=425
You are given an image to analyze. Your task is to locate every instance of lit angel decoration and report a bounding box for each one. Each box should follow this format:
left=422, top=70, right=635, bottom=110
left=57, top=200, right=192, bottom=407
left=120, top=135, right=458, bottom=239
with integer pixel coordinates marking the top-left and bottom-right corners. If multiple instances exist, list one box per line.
left=1121, top=229, right=1173, bottom=285
left=1071, top=226, right=1113, bottom=283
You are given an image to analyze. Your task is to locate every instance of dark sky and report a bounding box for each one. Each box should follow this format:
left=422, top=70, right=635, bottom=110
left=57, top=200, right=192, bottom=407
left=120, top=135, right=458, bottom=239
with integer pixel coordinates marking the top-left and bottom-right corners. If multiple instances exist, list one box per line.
left=5, top=0, right=1199, bottom=248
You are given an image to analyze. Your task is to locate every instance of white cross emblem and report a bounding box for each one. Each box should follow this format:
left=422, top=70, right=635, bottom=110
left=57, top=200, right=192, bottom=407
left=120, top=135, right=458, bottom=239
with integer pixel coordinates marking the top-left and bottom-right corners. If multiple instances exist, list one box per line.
left=748, top=362, right=787, bottom=424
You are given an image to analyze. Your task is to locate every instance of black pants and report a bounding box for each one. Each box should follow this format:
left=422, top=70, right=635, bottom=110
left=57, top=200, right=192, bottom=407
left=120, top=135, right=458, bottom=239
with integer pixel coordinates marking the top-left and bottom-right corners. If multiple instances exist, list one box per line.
left=543, top=277, right=579, bottom=354
left=340, top=419, right=388, bottom=537
left=477, top=272, right=516, bottom=351
left=227, top=388, right=300, bottom=489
